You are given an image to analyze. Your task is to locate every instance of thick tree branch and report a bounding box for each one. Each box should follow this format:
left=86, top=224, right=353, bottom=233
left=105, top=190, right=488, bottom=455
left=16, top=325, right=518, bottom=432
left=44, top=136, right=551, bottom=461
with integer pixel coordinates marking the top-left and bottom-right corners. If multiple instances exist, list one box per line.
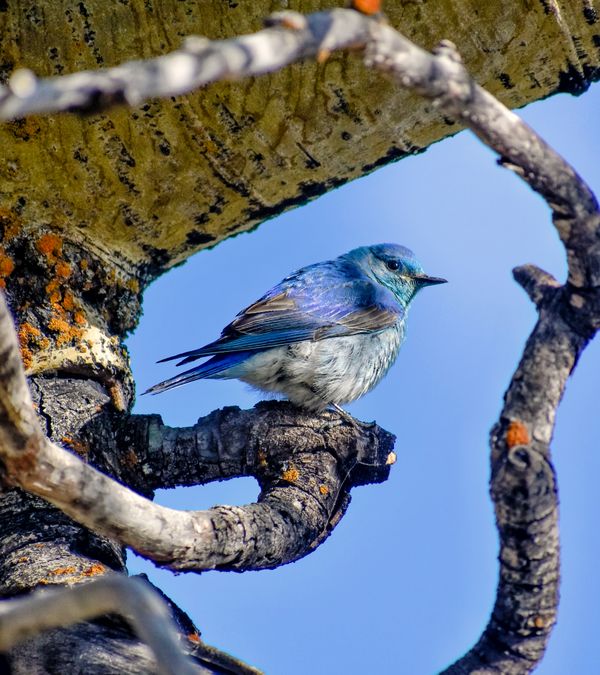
left=114, top=406, right=392, bottom=492
left=0, top=6, right=598, bottom=673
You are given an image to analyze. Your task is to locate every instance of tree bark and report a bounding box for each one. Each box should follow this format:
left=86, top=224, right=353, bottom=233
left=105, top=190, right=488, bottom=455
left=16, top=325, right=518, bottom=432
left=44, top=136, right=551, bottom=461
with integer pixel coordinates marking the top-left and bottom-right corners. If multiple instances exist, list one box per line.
left=0, top=2, right=599, bottom=674
left=0, top=1, right=598, bottom=279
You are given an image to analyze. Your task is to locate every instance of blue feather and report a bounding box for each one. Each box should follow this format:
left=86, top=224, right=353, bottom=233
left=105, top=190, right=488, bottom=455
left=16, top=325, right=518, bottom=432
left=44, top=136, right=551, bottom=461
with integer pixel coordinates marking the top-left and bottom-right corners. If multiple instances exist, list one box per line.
left=145, top=243, right=446, bottom=408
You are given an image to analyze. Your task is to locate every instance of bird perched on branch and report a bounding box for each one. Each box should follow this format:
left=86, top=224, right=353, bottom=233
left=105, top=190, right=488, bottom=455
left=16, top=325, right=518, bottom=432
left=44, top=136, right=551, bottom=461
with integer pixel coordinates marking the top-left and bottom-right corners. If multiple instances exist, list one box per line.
left=145, top=244, right=446, bottom=410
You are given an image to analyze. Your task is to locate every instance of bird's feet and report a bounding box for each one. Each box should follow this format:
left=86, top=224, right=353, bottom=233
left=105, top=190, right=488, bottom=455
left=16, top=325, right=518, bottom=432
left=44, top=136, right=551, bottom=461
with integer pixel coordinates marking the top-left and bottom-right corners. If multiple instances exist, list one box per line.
left=329, top=403, right=376, bottom=430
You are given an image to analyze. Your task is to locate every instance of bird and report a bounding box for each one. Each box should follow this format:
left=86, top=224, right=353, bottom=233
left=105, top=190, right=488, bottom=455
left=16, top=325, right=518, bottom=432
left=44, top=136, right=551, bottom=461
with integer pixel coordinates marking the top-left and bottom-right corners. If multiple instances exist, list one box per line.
left=145, top=243, right=446, bottom=411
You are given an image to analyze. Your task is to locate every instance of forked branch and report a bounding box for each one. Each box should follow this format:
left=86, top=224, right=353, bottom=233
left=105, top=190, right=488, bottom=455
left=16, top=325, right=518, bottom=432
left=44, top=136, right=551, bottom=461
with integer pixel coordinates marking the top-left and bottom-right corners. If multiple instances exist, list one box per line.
left=0, top=6, right=598, bottom=674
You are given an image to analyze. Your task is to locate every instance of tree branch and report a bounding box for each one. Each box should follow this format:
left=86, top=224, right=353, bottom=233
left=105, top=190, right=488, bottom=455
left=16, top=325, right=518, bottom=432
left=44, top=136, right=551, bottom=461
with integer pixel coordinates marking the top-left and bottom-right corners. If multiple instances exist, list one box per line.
left=0, top=10, right=371, bottom=119
left=114, top=406, right=393, bottom=492
left=0, top=575, right=202, bottom=675
left=0, top=6, right=599, bottom=673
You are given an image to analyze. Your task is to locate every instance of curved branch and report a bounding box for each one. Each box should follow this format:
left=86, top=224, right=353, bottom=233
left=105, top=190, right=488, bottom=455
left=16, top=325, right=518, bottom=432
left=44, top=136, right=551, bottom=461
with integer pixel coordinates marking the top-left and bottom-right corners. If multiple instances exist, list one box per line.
left=0, top=6, right=598, bottom=672
left=363, top=19, right=599, bottom=675
left=0, top=574, right=201, bottom=675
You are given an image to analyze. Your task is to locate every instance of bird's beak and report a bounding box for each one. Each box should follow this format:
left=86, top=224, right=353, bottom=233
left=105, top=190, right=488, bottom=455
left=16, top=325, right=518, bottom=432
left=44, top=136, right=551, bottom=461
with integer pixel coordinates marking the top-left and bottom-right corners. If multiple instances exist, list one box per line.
left=413, top=274, right=448, bottom=286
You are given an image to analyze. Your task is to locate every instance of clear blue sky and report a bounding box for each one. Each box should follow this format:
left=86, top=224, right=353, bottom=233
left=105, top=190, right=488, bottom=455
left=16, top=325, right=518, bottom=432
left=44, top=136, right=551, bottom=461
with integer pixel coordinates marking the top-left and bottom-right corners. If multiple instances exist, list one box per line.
left=127, top=82, right=600, bottom=674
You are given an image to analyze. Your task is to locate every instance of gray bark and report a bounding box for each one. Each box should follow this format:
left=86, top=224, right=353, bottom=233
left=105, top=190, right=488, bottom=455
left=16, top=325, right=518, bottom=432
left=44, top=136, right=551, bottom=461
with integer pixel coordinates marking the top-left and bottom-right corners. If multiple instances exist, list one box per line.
left=0, top=5, right=598, bottom=675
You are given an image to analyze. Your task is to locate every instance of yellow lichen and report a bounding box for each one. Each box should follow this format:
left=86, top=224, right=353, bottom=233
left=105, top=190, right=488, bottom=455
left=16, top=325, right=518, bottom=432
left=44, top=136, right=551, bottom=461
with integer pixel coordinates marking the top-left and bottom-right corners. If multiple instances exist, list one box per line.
left=319, top=484, right=329, bottom=495
left=126, top=277, right=140, bottom=293
left=109, top=382, right=127, bottom=412
left=281, top=465, right=300, bottom=483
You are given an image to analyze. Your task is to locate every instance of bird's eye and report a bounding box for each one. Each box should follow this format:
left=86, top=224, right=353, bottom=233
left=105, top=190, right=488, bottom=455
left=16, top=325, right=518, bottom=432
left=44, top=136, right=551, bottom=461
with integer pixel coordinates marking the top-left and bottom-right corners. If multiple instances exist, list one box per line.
left=386, top=260, right=400, bottom=271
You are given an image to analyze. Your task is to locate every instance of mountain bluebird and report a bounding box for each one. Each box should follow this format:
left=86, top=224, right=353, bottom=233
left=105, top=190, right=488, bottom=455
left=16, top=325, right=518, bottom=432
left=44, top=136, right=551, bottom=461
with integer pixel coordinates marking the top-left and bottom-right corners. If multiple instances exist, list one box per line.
left=146, top=244, right=446, bottom=410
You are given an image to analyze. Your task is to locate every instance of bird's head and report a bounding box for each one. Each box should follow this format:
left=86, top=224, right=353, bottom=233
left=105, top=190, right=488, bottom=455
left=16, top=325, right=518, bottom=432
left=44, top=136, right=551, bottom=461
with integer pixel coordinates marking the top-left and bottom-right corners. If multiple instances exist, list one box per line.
left=346, top=243, right=447, bottom=307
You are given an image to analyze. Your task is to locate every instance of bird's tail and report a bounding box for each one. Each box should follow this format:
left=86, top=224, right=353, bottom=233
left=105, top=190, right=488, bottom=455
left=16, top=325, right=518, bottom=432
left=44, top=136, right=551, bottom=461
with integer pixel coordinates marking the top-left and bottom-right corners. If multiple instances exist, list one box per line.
left=143, top=352, right=250, bottom=395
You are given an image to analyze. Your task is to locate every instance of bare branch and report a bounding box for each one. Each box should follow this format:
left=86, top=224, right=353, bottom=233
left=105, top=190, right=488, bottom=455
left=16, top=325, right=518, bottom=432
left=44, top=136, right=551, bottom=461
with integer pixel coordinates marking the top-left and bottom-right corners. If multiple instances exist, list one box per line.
left=113, top=406, right=391, bottom=492
left=0, top=7, right=599, bottom=673
left=512, top=265, right=561, bottom=309
left=0, top=575, right=202, bottom=675
left=0, top=10, right=370, bottom=119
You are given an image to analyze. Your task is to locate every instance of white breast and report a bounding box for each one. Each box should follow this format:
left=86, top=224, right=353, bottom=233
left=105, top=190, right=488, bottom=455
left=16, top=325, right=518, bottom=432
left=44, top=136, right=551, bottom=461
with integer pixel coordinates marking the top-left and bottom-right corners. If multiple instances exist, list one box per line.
left=232, top=324, right=404, bottom=410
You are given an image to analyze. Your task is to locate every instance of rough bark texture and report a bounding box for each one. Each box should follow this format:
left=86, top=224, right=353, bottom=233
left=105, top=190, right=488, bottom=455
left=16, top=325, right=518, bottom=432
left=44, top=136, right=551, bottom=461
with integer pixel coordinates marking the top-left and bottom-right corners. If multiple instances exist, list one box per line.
left=0, top=0, right=598, bottom=280
left=0, top=2, right=599, bottom=675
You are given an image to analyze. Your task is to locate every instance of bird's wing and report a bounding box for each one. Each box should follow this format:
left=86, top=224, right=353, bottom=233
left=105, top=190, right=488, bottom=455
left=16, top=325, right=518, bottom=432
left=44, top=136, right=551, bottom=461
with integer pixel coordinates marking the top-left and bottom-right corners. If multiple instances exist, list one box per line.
left=158, top=265, right=403, bottom=366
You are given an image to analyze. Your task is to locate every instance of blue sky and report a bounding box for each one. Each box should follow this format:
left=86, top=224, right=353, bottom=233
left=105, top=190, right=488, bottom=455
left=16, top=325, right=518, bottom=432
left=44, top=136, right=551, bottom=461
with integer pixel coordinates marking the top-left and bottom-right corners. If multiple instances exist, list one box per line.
left=127, top=82, right=600, bottom=674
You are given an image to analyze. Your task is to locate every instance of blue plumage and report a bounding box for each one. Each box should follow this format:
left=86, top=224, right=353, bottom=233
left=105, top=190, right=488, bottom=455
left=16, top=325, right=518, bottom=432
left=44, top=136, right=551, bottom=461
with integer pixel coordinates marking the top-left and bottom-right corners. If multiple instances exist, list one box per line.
left=145, top=244, right=446, bottom=410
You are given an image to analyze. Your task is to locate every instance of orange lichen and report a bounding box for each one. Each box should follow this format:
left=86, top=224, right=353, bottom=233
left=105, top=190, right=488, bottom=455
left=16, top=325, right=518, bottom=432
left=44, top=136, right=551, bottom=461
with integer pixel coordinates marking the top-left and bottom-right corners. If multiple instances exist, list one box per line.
left=0, top=247, right=15, bottom=289
left=17, top=556, right=29, bottom=563
left=18, top=322, right=45, bottom=369
left=187, top=633, right=202, bottom=644
left=8, top=116, right=41, bottom=140
left=281, top=465, right=300, bottom=483
left=352, top=0, right=382, bottom=14
left=73, top=310, right=86, bottom=325
left=62, top=290, right=75, bottom=311
left=48, top=316, right=83, bottom=346
left=506, top=421, right=530, bottom=449
left=49, top=566, right=77, bottom=576
left=45, top=278, right=62, bottom=305
left=123, top=448, right=139, bottom=468
left=36, top=232, right=63, bottom=261
left=0, top=249, right=15, bottom=276
left=533, top=616, right=546, bottom=629
left=319, top=484, right=329, bottom=495
left=82, top=563, right=106, bottom=577
left=55, top=260, right=72, bottom=278
left=0, top=207, right=22, bottom=240
left=43, top=562, right=106, bottom=585
left=61, top=435, right=89, bottom=457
